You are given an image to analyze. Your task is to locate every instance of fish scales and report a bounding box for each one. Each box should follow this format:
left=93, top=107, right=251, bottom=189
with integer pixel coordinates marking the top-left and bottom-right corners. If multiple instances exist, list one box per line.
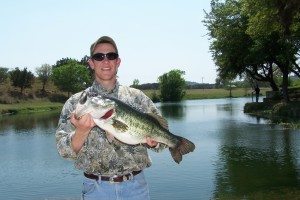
left=111, top=97, right=179, bottom=146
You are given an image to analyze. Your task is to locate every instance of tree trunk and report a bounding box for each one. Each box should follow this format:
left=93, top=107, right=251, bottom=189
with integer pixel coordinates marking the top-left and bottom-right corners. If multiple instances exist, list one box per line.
left=281, top=68, right=290, bottom=102
left=42, top=82, right=46, bottom=96
left=269, top=79, right=279, bottom=91
left=42, top=82, right=46, bottom=92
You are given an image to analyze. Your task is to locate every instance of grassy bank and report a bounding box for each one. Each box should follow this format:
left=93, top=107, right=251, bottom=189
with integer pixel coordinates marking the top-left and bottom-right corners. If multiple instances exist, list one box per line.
left=0, top=80, right=66, bottom=115
left=1, top=86, right=300, bottom=128
left=0, top=101, right=63, bottom=115
left=0, top=87, right=269, bottom=115
left=143, top=87, right=270, bottom=100
left=244, top=101, right=300, bottom=128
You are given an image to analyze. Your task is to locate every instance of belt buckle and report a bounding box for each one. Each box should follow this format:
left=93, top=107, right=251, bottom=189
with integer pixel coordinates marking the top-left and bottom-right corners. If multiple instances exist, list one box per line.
left=109, top=175, right=118, bottom=183
left=123, top=172, right=133, bottom=182
left=109, top=175, right=118, bottom=184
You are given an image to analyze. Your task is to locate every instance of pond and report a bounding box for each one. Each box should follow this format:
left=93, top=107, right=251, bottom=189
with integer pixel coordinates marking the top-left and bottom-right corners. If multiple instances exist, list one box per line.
left=0, top=97, right=299, bottom=200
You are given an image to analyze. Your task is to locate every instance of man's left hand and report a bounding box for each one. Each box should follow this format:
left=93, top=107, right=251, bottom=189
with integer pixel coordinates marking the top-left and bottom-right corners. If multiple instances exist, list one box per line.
left=146, top=137, right=158, bottom=147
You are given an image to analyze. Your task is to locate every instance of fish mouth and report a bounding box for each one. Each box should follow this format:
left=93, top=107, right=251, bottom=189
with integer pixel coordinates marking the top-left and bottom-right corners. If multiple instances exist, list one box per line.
left=100, top=109, right=114, bottom=120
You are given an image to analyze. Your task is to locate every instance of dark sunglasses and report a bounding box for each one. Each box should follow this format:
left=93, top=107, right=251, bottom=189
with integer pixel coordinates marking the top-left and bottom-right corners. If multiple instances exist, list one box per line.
left=91, top=52, right=119, bottom=61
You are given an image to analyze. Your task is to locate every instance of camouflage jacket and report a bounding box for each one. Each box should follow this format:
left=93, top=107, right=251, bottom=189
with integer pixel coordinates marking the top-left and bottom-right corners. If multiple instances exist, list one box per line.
left=55, top=81, right=165, bottom=176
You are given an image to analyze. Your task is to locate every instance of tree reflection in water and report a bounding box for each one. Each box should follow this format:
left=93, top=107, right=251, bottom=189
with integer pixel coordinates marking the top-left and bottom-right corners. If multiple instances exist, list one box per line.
left=157, top=102, right=186, bottom=120
left=0, top=111, right=60, bottom=133
left=214, top=121, right=299, bottom=199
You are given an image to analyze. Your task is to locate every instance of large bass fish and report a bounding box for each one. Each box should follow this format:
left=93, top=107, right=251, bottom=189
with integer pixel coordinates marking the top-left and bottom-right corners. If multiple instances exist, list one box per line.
left=75, top=92, right=195, bottom=164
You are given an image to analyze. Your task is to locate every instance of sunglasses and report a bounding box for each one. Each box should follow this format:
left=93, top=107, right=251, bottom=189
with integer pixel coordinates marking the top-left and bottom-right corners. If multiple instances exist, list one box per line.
left=91, top=52, right=119, bottom=61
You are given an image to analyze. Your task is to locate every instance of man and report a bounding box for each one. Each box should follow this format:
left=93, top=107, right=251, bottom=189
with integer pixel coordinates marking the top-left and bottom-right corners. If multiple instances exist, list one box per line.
left=254, top=84, right=260, bottom=102
left=56, top=36, right=164, bottom=200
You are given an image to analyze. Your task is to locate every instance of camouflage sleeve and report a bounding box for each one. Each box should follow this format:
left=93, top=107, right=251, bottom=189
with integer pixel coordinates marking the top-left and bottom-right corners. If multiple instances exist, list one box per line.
left=55, top=96, right=78, bottom=160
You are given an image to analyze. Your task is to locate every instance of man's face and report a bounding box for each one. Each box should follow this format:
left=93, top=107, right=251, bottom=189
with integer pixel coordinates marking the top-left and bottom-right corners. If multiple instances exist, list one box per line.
left=88, top=43, right=121, bottom=83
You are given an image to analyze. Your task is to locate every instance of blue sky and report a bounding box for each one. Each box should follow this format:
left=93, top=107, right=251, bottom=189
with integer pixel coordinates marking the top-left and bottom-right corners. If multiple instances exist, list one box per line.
left=0, top=0, right=215, bottom=86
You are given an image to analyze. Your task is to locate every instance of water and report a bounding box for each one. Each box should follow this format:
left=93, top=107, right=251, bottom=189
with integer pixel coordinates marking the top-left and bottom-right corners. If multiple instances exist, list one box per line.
left=0, top=98, right=299, bottom=200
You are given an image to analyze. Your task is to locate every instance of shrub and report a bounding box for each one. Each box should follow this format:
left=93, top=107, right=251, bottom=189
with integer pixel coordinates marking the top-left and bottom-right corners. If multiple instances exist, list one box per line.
left=49, top=93, right=68, bottom=103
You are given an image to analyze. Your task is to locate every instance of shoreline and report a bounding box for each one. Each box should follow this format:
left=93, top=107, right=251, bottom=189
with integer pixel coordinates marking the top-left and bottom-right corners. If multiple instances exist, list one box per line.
left=0, top=102, right=63, bottom=115
left=1, top=88, right=257, bottom=115
left=1, top=87, right=299, bottom=128
left=1, top=97, right=300, bottom=129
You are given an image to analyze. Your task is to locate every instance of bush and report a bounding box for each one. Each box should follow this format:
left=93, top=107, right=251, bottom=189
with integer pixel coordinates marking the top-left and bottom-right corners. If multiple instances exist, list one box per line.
left=272, top=102, right=300, bottom=118
left=244, top=102, right=274, bottom=113
left=49, top=93, right=68, bottom=103
left=0, top=96, right=17, bottom=104
left=150, top=92, right=160, bottom=103
left=158, top=69, right=186, bottom=102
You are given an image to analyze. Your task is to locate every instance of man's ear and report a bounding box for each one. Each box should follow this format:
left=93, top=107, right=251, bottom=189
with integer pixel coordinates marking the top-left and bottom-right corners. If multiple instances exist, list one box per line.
left=88, top=58, right=94, bottom=70
left=116, top=58, right=121, bottom=69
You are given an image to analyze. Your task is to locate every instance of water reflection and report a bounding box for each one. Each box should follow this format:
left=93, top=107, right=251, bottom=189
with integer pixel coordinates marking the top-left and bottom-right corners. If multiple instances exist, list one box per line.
left=157, top=102, right=186, bottom=120
left=214, top=121, right=299, bottom=198
left=0, top=111, right=60, bottom=133
left=216, top=103, right=233, bottom=112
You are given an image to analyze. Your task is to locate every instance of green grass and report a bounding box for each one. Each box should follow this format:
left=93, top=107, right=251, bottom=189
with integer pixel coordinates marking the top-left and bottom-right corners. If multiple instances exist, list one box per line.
left=184, top=88, right=250, bottom=99
left=143, top=87, right=270, bottom=100
left=0, top=100, right=62, bottom=115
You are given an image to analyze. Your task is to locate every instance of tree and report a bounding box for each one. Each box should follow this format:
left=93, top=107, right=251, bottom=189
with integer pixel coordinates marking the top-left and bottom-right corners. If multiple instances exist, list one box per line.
left=158, top=69, right=186, bottom=102
left=204, top=0, right=278, bottom=90
left=35, top=64, right=52, bottom=93
left=9, top=67, right=35, bottom=94
left=0, top=67, right=9, bottom=84
left=243, top=0, right=300, bottom=102
left=53, top=57, right=77, bottom=68
left=79, top=55, right=90, bottom=67
left=131, top=79, right=140, bottom=88
left=52, top=61, right=91, bottom=97
left=204, top=0, right=300, bottom=102
left=79, top=55, right=94, bottom=78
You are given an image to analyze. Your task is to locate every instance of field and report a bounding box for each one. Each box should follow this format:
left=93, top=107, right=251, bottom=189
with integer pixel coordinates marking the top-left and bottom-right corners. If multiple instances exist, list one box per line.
left=143, top=87, right=270, bottom=100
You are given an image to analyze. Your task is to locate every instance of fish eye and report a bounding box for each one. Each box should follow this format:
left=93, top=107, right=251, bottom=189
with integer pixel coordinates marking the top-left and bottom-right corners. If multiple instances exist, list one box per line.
left=79, top=92, right=88, bottom=104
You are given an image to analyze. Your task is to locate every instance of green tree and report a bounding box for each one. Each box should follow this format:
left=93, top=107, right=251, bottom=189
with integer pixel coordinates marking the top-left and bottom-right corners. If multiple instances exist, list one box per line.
left=79, top=55, right=90, bottom=67
left=35, top=64, right=52, bottom=93
left=158, top=69, right=186, bottom=102
left=204, top=0, right=278, bottom=91
left=204, top=0, right=300, bottom=102
left=243, top=0, right=300, bottom=102
left=9, top=67, right=35, bottom=94
left=53, top=57, right=77, bottom=68
left=133, top=79, right=139, bottom=85
left=79, top=55, right=94, bottom=78
left=0, top=67, right=9, bottom=84
left=52, top=61, right=91, bottom=97
left=131, top=79, right=140, bottom=88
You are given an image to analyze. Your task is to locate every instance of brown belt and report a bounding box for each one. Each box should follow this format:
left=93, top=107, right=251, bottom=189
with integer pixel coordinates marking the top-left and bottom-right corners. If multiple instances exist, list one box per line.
left=84, top=170, right=142, bottom=183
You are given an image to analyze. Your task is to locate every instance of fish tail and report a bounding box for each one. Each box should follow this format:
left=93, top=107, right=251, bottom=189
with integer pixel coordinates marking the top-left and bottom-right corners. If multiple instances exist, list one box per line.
left=169, top=136, right=195, bottom=164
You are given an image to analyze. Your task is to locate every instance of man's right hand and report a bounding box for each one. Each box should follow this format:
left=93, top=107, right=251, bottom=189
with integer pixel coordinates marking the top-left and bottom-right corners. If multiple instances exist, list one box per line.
left=70, top=113, right=96, bottom=153
left=71, top=113, right=96, bottom=133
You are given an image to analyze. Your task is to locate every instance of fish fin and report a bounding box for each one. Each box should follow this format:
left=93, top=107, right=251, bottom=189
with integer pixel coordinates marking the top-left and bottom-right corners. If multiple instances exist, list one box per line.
left=105, top=131, right=115, bottom=143
left=169, top=136, right=195, bottom=164
left=147, top=113, right=169, bottom=130
left=112, top=119, right=129, bottom=132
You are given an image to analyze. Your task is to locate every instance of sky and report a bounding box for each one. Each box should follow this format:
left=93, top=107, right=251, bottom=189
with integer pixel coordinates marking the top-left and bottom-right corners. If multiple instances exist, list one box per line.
left=0, top=0, right=216, bottom=86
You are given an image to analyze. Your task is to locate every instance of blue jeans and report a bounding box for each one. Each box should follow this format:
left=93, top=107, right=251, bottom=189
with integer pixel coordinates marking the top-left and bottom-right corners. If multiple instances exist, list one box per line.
left=81, top=171, right=150, bottom=200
